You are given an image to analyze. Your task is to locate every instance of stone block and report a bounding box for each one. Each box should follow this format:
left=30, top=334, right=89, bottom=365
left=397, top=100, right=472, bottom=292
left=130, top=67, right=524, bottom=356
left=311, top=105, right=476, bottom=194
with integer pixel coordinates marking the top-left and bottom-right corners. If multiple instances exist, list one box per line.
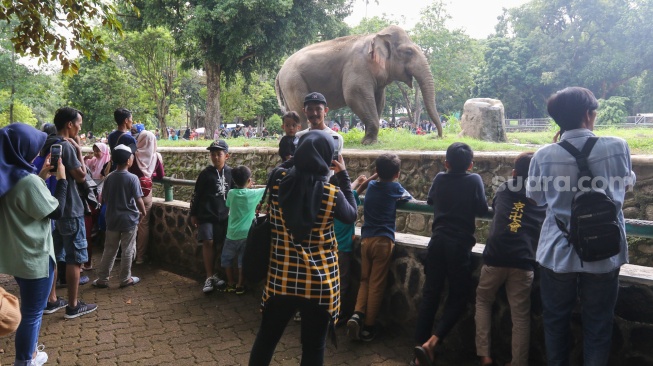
left=460, top=98, right=507, bottom=142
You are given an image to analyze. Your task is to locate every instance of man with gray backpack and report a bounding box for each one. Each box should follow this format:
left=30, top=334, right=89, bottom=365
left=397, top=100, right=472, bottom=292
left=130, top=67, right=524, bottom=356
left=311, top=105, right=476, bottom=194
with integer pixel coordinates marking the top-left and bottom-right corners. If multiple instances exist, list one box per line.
left=527, top=87, right=635, bottom=365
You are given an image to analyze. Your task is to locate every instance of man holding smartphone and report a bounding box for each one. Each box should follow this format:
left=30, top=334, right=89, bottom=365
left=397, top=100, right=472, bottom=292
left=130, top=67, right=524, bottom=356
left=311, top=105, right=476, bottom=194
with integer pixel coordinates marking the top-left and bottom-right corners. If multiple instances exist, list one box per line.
left=43, top=107, right=98, bottom=319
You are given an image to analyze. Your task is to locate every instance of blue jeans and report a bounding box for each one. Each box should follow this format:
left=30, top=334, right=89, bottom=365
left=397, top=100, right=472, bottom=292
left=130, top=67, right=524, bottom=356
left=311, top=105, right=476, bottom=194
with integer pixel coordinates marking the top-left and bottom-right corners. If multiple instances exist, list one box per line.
left=249, top=296, right=331, bottom=366
left=539, top=267, right=620, bottom=366
left=13, top=258, right=55, bottom=365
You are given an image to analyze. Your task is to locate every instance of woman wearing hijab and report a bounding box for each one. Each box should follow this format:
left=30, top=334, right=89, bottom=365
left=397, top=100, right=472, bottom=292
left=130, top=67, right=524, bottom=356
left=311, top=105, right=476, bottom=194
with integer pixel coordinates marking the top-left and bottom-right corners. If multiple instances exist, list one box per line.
left=85, top=142, right=110, bottom=181
left=129, top=130, right=165, bottom=264
left=80, top=142, right=111, bottom=270
left=249, top=131, right=358, bottom=366
left=0, top=123, right=68, bottom=366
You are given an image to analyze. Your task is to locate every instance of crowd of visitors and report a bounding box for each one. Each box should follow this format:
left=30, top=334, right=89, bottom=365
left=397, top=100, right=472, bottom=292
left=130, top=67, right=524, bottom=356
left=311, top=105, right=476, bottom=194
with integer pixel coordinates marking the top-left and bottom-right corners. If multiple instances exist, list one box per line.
left=0, top=86, right=636, bottom=366
left=0, top=107, right=167, bottom=365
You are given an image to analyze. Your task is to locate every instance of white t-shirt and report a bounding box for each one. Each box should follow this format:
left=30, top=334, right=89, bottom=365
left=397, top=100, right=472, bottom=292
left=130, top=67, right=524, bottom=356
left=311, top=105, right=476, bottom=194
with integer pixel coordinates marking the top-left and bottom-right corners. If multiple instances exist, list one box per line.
left=295, top=126, right=344, bottom=152
left=294, top=126, right=344, bottom=179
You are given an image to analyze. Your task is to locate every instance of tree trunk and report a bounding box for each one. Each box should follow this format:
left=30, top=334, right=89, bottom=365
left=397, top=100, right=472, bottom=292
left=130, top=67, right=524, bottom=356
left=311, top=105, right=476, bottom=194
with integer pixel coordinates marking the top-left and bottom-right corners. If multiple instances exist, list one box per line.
left=155, top=95, right=168, bottom=138
left=9, top=50, right=15, bottom=125
left=413, top=84, right=422, bottom=124
left=205, top=60, right=222, bottom=133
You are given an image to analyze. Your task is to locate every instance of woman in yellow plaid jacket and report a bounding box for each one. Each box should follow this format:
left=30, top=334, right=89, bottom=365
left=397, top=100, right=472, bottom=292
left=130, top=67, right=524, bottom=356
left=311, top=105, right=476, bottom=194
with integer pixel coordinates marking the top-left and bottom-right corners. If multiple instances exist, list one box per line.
left=249, top=131, right=358, bottom=366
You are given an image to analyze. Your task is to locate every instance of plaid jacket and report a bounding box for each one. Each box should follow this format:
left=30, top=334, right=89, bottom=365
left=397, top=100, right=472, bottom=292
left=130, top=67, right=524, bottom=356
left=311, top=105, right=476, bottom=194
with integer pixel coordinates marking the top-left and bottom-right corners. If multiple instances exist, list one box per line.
left=262, top=169, right=340, bottom=320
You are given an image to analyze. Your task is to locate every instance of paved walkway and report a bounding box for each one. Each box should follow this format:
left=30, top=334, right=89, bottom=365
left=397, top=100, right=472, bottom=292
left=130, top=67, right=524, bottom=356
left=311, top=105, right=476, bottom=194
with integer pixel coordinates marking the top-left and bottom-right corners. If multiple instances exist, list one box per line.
left=0, top=263, right=419, bottom=365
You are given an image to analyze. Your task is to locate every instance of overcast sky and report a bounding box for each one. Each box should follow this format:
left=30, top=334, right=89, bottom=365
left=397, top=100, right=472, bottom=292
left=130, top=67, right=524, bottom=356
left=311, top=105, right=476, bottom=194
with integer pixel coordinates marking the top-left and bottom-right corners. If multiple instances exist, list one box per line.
left=345, top=0, right=530, bottom=39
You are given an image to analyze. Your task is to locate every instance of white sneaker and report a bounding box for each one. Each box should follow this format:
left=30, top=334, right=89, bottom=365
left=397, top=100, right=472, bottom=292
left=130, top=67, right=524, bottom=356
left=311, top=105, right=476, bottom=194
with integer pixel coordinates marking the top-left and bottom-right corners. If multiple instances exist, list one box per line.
left=31, top=344, right=48, bottom=365
left=202, top=278, right=215, bottom=293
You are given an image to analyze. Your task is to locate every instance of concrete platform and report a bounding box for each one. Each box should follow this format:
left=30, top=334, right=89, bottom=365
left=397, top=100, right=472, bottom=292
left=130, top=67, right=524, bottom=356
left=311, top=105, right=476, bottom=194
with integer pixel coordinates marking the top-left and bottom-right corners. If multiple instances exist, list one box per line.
left=0, top=263, right=424, bottom=365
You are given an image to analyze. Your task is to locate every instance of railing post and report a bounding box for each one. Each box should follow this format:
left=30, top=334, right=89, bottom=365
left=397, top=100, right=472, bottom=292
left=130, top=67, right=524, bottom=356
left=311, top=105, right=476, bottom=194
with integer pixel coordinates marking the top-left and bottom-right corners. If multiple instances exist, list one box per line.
left=164, top=183, right=174, bottom=202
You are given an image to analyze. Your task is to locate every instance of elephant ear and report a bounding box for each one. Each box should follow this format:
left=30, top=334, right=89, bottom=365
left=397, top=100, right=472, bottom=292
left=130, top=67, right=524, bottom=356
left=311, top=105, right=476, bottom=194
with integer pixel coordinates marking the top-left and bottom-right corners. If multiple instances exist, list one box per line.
left=368, top=33, right=392, bottom=70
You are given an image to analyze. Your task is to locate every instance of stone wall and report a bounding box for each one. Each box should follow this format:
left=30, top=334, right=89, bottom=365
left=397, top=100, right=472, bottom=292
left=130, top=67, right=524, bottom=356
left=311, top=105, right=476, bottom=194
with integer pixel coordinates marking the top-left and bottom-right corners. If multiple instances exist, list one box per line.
left=148, top=197, right=653, bottom=365
left=156, top=147, right=653, bottom=265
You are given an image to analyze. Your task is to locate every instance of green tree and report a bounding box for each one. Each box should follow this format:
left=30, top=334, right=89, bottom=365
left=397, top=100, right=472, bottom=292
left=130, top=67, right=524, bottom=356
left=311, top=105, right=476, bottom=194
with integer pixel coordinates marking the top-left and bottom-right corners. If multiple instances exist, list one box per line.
left=633, top=71, right=653, bottom=113
left=180, top=69, right=207, bottom=130
left=0, top=25, right=65, bottom=125
left=65, top=57, right=143, bottom=134
left=0, top=0, right=136, bottom=75
left=0, top=90, right=37, bottom=127
left=412, top=1, right=482, bottom=115
left=112, top=27, right=181, bottom=137
left=220, top=73, right=277, bottom=132
left=134, top=0, right=351, bottom=133
left=494, top=0, right=653, bottom=107
left=350, top=15, right=401, bottom=35
left=597, top=96, right=629, bottom=125
left=473, top=36, right=547, bottom=118
left=265, top=114, right=282, bottom=135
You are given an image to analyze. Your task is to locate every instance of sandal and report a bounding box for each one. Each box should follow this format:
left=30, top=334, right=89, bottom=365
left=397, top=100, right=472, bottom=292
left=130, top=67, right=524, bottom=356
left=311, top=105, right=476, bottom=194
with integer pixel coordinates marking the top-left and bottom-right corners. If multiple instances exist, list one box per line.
left=92, top=279, right=109, bottom=288
left=414, top=346, right=434, bottom=366
left=119, top=276, right=141, bottom=288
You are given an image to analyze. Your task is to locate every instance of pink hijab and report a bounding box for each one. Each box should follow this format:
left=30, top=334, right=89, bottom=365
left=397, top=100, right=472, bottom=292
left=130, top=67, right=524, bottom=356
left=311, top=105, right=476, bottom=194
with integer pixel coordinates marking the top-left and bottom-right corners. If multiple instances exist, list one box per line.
left=135, top=130, right=159, bottom=178
left=87, top=142, right=110, bottom=179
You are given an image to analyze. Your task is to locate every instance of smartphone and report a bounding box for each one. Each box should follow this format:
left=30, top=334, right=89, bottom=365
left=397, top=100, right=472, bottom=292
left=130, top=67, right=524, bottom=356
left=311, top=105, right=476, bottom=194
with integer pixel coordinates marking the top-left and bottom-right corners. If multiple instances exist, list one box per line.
left=332, top=136, right=340, bottom=166
left=50, top=144, right=62, bottom=172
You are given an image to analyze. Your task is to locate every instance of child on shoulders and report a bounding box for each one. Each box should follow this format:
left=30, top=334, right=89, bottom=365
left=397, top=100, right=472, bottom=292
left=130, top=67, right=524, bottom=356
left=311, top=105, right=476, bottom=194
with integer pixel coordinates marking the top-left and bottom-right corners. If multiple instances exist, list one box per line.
left=278, top=111, right=300, bottom=162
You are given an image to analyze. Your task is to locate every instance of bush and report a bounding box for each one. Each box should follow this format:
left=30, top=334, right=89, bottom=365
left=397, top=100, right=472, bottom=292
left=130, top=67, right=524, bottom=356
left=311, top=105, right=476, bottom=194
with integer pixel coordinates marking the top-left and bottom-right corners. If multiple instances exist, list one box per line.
left=443, top=114, right=461, bottom=134
left=265, top=114, right=283, bottom=134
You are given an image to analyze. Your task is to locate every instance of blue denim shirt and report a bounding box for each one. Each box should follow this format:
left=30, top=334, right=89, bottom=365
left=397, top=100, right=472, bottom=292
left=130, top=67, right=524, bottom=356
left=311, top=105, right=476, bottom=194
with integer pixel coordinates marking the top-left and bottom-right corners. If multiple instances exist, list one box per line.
left=526, top=129, right=635, bottom=273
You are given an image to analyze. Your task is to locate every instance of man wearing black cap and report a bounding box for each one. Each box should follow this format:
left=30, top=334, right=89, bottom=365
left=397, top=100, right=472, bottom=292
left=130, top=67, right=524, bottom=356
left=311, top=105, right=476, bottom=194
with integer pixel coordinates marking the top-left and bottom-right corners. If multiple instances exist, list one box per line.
left=294, top=92, right=344, bottom=157
left=190, top=140, right=234, bottom=293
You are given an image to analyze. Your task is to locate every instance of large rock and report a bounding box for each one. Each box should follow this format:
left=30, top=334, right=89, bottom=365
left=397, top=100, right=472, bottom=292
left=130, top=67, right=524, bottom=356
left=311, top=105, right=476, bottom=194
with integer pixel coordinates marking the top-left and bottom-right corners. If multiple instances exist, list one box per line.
left=460, top=98, right=507, bottom=142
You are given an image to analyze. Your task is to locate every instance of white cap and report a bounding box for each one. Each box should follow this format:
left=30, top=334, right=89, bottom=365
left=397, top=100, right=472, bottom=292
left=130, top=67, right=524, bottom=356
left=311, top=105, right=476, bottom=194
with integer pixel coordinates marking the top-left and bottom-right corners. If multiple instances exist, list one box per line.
left=114, top=144, right=131, bottom=153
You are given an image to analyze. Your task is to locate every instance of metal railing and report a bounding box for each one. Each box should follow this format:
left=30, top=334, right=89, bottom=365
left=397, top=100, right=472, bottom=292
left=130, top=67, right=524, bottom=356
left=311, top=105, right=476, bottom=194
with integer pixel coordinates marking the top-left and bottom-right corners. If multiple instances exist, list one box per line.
left=505, top=116, right=653, bottom=131
left=155, top=177, right=653, bottom=239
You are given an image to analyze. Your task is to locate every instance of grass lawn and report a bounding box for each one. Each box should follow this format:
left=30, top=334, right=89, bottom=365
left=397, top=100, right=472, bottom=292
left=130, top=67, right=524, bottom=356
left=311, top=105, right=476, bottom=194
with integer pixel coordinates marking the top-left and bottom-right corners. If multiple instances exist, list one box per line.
left=157, top=126, right=653, bottom=154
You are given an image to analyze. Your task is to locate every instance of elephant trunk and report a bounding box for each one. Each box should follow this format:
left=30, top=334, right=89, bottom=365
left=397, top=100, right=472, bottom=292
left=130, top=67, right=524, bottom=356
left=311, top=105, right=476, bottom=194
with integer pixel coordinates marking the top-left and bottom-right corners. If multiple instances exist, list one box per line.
left=414, top=59, right=442, bottom=137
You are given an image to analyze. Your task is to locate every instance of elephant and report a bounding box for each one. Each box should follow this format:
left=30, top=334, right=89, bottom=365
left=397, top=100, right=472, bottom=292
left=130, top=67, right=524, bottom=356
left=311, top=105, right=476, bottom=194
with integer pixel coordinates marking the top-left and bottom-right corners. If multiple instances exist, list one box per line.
left=275, top=25, right=442, bottom=144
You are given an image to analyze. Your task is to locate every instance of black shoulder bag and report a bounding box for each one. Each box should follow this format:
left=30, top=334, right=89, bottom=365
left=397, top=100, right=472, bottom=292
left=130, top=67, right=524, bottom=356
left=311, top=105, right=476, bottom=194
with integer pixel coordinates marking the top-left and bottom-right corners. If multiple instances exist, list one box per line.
left=242, top=174, right=274, bottom=283
left=555, top=137, right=622, bottom=265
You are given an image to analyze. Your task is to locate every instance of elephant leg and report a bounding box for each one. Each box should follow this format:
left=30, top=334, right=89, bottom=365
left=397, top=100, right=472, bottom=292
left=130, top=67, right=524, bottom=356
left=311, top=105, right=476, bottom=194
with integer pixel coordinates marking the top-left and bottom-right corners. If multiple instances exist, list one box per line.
left=375, top=88, right=385, bottom=118
left=345, top=89, right=380, bottom=145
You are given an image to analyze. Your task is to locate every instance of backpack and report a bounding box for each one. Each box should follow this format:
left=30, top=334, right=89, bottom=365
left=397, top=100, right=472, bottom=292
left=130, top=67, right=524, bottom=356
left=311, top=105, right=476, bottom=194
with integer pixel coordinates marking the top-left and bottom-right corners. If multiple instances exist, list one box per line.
left=554, top=137, right=622, bottom=264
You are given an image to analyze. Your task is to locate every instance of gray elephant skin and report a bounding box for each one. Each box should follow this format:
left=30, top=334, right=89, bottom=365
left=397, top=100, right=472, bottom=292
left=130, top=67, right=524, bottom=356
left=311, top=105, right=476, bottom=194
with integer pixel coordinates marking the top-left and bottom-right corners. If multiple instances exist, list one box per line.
left=275, top=25, right=442, bottom=144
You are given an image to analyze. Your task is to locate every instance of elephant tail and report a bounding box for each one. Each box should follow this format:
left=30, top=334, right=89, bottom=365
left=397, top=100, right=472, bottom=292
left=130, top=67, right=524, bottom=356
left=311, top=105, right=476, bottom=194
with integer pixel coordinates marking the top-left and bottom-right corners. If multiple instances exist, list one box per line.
left=275, top=73, right=287, bottom=114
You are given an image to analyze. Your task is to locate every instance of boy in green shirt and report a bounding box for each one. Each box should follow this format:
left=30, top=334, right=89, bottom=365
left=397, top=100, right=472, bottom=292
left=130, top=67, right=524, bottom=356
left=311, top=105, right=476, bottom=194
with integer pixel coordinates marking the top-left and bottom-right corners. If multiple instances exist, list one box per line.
left=222, top=166, right=265, bottom=294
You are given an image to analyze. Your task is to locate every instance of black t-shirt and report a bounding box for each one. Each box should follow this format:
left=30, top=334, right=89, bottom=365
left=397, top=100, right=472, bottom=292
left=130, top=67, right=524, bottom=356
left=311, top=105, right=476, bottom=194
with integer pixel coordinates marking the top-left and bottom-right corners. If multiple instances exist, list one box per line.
left=427, top=171, right=488, bottom=236
left=278, top=135, right=296, bottom=161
